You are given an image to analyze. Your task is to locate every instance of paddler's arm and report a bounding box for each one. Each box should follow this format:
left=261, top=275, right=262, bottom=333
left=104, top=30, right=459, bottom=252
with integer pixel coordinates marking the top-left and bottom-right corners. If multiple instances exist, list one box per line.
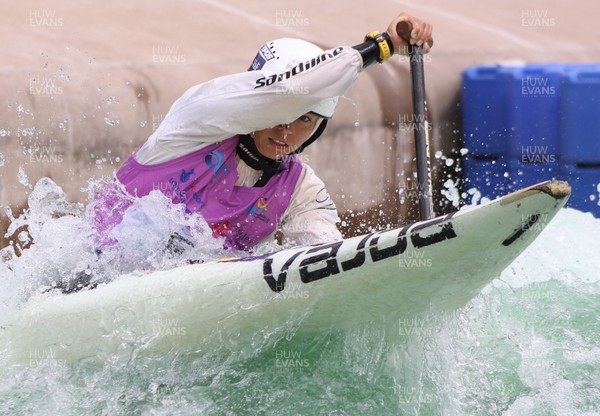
left=135, top=49, right=362, bottom=165
left=136, top=13, right=433, bottom=165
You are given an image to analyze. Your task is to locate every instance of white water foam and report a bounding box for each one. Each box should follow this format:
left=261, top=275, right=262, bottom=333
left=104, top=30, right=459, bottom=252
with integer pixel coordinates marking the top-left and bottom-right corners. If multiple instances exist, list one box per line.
left=0, top=177, right=239, bottom=312
left=1, top=176, right=599, bottom=415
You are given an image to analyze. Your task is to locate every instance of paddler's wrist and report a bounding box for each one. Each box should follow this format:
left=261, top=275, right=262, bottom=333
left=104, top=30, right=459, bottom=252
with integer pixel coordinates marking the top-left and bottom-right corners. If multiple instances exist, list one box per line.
left=352, top=30, right=395, bottom=69
left=364, top=31, right=394, bottom=62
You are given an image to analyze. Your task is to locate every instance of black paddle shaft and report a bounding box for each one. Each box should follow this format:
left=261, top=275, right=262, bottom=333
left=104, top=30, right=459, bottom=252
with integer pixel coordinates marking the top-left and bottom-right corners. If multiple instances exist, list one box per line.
left=396, top=21, right=434, bottom=220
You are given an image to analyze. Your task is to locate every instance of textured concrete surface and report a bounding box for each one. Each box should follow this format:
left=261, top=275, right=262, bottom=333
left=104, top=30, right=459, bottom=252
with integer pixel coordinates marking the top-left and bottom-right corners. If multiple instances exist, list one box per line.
left=1, top=0, right=599, bottom=241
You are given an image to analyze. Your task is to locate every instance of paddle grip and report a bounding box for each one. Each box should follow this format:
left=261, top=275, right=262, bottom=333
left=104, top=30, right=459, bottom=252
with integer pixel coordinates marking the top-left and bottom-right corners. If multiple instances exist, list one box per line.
left=395, top=21, right=434, bottom=49
left=395, top=21, right=412, bottom=42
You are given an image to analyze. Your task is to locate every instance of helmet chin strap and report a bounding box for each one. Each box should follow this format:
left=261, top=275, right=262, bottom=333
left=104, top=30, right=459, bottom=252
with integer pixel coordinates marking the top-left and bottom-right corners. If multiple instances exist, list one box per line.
left=236, top=134, right=283, bottom=187
left=295, top=118, right=328, bottom=153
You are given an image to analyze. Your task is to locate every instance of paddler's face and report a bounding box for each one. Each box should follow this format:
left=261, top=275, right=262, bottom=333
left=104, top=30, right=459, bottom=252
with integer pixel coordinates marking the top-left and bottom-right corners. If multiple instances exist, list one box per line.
left=252, top=113, right=321, bottom=160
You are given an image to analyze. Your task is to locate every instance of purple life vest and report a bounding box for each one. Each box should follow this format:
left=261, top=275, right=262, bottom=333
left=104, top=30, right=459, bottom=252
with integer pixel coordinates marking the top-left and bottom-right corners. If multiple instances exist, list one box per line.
left=92, top=136, right=302, bottom=251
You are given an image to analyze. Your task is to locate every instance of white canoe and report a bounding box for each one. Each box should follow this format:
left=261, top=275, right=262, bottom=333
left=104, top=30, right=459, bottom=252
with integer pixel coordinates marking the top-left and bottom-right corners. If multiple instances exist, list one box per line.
left=0, top=181, right=571, bottom=366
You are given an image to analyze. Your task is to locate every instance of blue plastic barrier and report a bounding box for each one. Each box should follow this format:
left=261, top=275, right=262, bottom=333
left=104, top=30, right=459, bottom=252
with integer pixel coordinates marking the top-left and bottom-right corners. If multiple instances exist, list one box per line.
left=506, top=64, right=563, bottom=159
left=462, top=63, right=600, bottom=216
left=462, top=66, right=511, bottom=157
left=560, top=66, right=600, bottom=164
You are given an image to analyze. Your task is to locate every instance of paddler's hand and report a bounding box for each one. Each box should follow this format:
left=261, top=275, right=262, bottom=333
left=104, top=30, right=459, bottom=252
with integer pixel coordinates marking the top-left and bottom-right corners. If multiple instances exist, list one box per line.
left=386, top=13, right=433, bottom=55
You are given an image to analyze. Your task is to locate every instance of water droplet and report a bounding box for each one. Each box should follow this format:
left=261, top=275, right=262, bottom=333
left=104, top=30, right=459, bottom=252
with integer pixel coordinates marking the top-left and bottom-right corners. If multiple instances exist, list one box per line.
left=58, top=119, right=69, bottom=130
left=18, top=230, right=30, bottom=242
left=434, top=151, right=443, bottom=159
left=0, top=129, right=10, bottom=137
left=57, top=67, right=70, bottom=82
left=18, top=166, right=31, bottom=187
left=4, top=206, right=14, bottom=221
left=460, top=148, right=469, bottom=156
left=339, top=96, right=360, bottom=130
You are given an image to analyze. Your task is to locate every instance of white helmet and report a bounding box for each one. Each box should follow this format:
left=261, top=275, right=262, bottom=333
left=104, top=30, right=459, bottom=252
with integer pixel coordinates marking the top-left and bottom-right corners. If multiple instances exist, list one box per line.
left=248, top=38, right=339, bottom=119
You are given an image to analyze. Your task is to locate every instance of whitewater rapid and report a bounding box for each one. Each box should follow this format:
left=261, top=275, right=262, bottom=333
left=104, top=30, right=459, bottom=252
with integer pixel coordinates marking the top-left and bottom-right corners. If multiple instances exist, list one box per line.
left=0, top=177, right=598, bottom=415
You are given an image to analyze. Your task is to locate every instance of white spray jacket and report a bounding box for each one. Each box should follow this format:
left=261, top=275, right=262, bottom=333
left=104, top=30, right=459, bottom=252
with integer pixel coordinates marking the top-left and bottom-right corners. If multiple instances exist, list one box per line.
left=133, top=46, right=364, bottom=246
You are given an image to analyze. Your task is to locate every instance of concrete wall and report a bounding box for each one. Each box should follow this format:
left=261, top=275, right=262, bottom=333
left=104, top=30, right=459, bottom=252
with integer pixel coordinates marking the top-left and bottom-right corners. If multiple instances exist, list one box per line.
left=2, top=0, right=599, bottom=242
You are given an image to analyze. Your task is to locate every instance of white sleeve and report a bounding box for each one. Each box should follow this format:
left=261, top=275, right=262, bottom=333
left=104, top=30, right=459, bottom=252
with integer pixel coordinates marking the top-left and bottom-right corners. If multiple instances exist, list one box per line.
left=278, top=164, right=343, bottom=246
left=136, top=47, right=363, bottom=165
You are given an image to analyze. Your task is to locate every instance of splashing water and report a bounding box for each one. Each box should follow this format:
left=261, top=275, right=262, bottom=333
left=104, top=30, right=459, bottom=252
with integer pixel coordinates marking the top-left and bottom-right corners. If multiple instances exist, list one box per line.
left=17, top=166, right=31, bottom=188
left=0, top=177, right=230, bottom=310
left=339, top=95, right=361, bottom=128
left=0, top=177, right=598, bottom=415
